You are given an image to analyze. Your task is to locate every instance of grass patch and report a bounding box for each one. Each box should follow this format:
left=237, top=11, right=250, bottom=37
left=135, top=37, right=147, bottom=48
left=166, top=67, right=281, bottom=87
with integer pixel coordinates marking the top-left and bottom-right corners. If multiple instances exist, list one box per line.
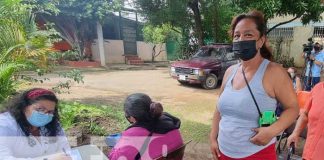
left=166, top=110, right=211, bottom=143
left=59, top=101, right=128, bottom=136
left=180, top=119, right=211, bottom=143
left=59, top=101, right=210, bottom=144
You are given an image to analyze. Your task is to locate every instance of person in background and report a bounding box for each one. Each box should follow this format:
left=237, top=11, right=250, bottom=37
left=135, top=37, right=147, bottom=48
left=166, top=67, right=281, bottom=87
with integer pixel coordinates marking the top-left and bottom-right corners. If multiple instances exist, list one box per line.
left=302, top=42, right=324, bottom=91
left=287, top=82, right=324, bottom=160
left=276, top=67, right=303, bottom=117
left=287, top=67, right=302, bottom=92
left=209, top=10, right=299, bottom=160
left=0, top=88, right=71, bottom=160
left=109, top=93, right=183, bottom=160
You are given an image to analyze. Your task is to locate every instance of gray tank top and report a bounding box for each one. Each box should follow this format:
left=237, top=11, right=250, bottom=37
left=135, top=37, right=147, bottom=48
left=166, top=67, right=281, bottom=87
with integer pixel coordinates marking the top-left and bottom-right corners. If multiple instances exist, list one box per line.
left=217, top=59, right=277, bottom=158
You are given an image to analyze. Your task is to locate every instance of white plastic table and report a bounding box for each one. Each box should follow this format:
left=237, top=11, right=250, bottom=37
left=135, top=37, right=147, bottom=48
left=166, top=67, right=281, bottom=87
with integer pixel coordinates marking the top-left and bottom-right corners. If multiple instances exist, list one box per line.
left=72, top=145, right=109, bottom=160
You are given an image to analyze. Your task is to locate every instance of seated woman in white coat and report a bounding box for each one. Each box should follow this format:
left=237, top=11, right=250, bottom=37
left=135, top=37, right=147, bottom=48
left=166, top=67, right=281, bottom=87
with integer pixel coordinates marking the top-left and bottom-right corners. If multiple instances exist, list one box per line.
left=0, top=88, right=71, bottom=160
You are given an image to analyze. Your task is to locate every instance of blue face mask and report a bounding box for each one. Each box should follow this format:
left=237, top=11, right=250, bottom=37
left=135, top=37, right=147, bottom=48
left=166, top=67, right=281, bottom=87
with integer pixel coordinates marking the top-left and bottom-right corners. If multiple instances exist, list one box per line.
left=27, top=111, right=53, bottom=127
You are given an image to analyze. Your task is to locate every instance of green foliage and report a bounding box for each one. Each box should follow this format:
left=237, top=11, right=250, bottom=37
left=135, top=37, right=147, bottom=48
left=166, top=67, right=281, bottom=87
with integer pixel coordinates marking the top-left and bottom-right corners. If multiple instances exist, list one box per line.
left=48, top=51, right=64, bottom=63
left=177, top=35, right=199, bottom=60
left=0, top=0, right=86, bottom=103
left=233, top=0, right=324, bottom=32
left=22, top=0, right=60, bottom=15
left=134, top=0, right=189, bottom=28
left=0, top=0, right=60, bottom=67
left=180, top=119, right=211, bottom=142
left=89, top=123, right=107, bottom=136
left=37, top=0, right=123, bottom=60
left=59, top=69, right=84, bottom=83
left=59, top=102, right=128, bottom=136
left=201, top=0, right=237, bottom=43
left=62, top=50, right=82, bottom=61
left=0, top=63, right=25, bottom=102
left=59, top=102, right=106, bottom=129
left=0, top=0, right=58, bottom=102
left=57, top=0, right=123, bottom=22
left=143, top=23, right=175, bottom=44
left=135, top=0, right=238, bottom=59
left=143, top=23, right=182, bottom=61
left=52, top=69, right=84, bottom=94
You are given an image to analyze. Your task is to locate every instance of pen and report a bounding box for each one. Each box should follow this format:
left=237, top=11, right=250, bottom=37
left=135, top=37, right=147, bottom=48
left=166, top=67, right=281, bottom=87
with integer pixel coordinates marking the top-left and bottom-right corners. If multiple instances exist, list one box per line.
left=62, top=148, right=69, bottom=156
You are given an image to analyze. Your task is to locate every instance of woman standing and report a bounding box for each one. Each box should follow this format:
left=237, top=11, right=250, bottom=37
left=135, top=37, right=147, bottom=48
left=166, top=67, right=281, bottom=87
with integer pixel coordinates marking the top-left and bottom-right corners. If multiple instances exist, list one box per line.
left=210, top=11, right=299, bottom=160
left=287, top=82, right=324, bottom=160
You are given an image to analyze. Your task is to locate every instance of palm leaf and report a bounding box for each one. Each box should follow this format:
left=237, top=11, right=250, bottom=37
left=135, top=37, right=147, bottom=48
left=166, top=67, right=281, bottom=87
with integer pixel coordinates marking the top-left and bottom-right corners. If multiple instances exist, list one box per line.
left=0, top=62, right=25, bottom=103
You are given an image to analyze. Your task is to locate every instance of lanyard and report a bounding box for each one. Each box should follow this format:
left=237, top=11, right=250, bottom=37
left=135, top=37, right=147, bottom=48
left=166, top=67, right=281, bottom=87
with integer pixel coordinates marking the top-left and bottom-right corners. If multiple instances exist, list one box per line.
left=242, top=67, right=263, bottom=117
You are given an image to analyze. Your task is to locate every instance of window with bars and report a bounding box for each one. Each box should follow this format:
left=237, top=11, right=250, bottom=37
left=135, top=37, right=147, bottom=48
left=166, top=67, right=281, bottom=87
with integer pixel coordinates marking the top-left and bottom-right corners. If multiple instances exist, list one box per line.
left=313, top=27, right=324, bottom=38
left=267, top=27, right=294, bottom=39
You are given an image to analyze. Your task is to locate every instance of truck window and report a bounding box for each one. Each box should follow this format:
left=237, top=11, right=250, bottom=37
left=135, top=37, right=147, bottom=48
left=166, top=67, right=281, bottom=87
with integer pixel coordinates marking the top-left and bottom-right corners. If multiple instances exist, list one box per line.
left=192, top=49, right=209, bottom=58
left=224, top=48, right=236, bottom=61
left=210, top=48, right=222, bottom=60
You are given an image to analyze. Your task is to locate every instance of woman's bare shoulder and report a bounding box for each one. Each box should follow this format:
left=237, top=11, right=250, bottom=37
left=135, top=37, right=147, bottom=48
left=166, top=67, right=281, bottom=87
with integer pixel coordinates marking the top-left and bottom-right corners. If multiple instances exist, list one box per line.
left=223, top=64, right=238, bottom=80
left=266, top=61, right=287, bottom=75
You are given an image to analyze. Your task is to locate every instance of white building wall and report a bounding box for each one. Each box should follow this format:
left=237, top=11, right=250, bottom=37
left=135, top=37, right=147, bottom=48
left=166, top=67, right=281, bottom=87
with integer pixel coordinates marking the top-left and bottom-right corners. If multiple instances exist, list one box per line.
left=91, top=40, right=168, bottom=64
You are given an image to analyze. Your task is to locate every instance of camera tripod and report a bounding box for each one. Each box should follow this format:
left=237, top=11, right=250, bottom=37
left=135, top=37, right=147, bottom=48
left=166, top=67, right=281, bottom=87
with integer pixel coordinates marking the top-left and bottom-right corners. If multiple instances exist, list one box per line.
left=302, top=55, right=314, bottom=91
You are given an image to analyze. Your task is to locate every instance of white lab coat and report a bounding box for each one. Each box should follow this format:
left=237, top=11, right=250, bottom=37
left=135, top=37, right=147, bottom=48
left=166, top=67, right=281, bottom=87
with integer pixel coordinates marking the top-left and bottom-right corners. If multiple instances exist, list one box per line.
left=0, top=112, right=71, bottom=160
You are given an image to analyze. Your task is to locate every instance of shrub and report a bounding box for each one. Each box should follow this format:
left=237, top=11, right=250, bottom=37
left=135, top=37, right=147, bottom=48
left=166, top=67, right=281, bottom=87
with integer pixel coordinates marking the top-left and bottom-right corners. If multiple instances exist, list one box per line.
left=274, top=54, right=295, bottom=68
left=59, top=102, right=128, bottom=136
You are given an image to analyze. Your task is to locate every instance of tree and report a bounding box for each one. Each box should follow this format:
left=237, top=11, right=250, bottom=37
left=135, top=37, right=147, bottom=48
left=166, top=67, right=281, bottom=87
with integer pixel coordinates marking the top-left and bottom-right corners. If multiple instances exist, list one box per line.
left=143, top=23, right=180, bottom=62
left=201, top=0, right=237, bottom=43
left=37, top=0, right=123, bottom=65
left=233, top=0, right=324, bottom=34
left=0, top=0, right=56, bottom=102
left=134, top=0, right=190, bottom=32
left=188, top=0, right=205, bottom=46
left=134, top=0, right=204, bottom=46
left=0, top=0, right=85, bottom=103
left=134, top=0, right=236, bottom=59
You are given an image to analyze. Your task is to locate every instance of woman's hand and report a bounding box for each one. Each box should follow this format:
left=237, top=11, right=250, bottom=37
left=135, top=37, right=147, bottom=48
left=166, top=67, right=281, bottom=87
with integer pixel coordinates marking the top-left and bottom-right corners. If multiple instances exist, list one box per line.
left=210, top=139, right=221, bottom=160
left=287, top=133, right=300, bottom=148
left=250, top=127, right=276, bottom=146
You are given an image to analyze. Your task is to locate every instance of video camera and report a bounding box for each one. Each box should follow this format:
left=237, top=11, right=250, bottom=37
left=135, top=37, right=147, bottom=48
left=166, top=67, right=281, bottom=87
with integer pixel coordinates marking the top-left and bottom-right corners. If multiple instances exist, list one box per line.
left=303, top=38, right=314, bottom=60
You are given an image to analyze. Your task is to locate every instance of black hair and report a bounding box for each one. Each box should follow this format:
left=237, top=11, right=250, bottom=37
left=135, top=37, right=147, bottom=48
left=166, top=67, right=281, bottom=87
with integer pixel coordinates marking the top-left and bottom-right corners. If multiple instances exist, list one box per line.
left=3, top=88, right=61, bottom=137
left=229, top=10, right=273, bottom=61
left=124, top=93, right=163, bottom=123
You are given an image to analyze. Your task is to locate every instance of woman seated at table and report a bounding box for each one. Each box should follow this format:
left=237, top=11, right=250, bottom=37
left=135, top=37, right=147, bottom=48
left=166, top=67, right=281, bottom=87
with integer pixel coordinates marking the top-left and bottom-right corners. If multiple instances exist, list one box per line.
left=109, top=93, right=183, bottom=160
left=0, top=88, right=71, bottom=160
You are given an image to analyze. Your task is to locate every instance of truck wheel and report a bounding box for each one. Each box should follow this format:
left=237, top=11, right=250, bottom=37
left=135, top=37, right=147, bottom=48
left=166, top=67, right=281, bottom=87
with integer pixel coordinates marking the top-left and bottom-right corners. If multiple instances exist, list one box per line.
left=202, top=74, right=218, bottom=89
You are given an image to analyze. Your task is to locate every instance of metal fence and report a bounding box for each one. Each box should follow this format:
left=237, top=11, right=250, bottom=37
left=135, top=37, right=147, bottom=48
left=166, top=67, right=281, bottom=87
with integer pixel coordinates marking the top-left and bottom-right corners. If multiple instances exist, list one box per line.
left=313, top=26, right=324, bottom=38
left=268, top=27, right=294, bottom=40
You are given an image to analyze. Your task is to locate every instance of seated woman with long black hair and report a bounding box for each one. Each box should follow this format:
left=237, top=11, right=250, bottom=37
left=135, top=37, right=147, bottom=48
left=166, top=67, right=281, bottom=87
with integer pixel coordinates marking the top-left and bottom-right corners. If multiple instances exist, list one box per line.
left=0, top=88, right=71, bottom=160
left=109, top=93, right=183, bottom=160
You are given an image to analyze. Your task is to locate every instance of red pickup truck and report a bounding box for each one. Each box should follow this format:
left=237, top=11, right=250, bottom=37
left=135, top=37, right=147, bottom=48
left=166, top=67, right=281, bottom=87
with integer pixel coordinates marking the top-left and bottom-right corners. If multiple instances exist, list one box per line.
left=170, top=44, right=239, bottom=89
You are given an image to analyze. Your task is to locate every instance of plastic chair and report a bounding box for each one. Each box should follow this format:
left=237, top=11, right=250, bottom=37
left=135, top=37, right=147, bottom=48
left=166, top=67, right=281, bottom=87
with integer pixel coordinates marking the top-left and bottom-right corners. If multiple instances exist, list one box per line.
left=154, top=140, right=191, bottom=160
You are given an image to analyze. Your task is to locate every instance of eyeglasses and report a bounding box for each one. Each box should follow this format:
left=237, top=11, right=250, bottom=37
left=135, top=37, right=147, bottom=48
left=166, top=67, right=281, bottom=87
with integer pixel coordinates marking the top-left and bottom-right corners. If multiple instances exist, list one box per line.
left=32, top=105, right=55, bottom=115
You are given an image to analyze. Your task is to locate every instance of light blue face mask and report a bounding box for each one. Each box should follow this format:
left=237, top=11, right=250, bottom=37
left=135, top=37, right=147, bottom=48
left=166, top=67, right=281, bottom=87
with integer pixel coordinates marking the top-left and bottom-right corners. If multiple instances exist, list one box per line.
left=27, top=111, right=54, bottom=127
